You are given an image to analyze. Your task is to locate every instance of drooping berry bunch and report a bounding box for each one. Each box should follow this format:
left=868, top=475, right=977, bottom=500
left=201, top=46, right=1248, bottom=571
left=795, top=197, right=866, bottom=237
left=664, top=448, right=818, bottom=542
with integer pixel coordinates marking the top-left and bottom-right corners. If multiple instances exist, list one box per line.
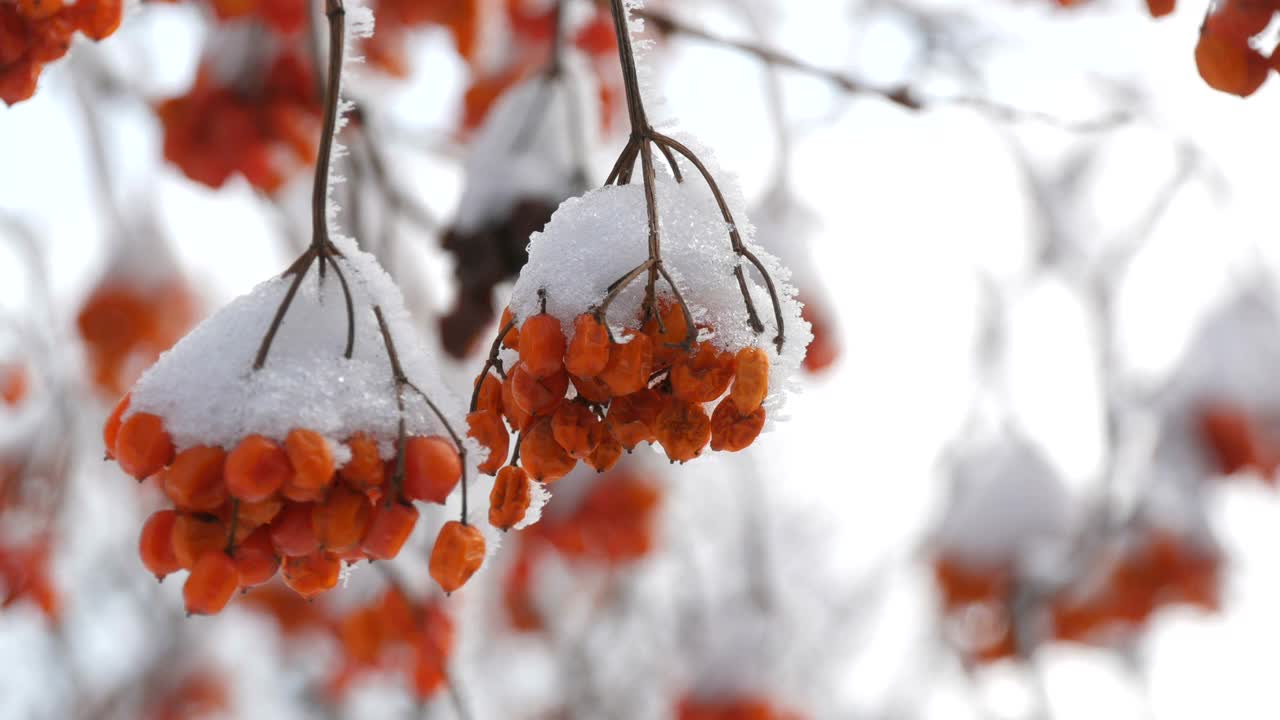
left=461, top=0, right=809, bottom=547
left=110, top=390, right=461, bottom=613
left=1050, top=527, right=1220, bottom=646
left=469, top=297, right=775, bottom=489
left=108, top=0, right=476, bottom=611
left=0, top=0, right=123, bottom=105
left=156, top=49, right=321, bottom=192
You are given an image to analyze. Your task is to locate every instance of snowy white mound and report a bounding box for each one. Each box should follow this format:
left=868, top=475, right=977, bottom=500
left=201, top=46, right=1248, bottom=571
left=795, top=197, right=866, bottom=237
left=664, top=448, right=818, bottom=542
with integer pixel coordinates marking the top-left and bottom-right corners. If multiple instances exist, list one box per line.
left=126, top=238, right=465, bottom=456
left=936, top=431, right=1073, bottom=570
left=508, top=143, right=812, bottom=413
left=454, top=53, right=600, bottom=233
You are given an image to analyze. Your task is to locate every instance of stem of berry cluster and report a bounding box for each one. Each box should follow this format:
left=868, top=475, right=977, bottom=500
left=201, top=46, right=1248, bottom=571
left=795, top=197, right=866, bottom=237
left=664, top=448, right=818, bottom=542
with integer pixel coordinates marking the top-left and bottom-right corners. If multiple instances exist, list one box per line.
left=373, top=307, right=470, bottom=524
left=601, top=0, right=786, bottom=352
left=253, top=0, right=356, bottom=371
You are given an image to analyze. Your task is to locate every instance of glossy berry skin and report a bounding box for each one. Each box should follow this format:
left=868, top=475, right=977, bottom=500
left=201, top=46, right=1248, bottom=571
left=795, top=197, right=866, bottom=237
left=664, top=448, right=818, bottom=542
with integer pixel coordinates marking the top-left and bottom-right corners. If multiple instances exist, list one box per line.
left=429, top=521, right=486, bottom=593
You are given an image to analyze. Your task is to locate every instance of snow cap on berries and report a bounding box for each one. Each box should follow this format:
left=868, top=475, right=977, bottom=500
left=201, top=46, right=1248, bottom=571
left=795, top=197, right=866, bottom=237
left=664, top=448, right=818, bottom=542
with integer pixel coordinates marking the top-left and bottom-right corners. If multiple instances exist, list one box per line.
left=508, top=133, right=812, bottom=416
left=125, top=237, right=467, bottom=460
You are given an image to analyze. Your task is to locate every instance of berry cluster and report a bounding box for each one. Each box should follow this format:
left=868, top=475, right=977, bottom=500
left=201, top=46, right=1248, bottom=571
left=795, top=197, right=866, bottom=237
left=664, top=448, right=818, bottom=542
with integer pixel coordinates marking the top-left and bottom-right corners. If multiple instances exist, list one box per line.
left=1051, top=529, right=1219, bottom=644
left=467, top=299, right=771, bottom=489
left=1195, top=0, right=1280, bottom=97
left=502, top=468, right=660, bottom=631
left=330, top=588, right=456, bottom=700
left=0, top=0, right=122, bottom=105
left=76, top=278, right=198, bottom=397
left=156, top=51, right=321, bottom=192
left=107, top=394, right=463, bottom=615
left=933, top=525, right=1220, bottom=663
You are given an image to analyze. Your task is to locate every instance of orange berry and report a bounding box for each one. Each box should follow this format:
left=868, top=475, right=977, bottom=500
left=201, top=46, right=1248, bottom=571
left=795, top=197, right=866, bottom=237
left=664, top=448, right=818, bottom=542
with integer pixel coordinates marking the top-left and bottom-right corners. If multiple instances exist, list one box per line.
left=281, top=551, right=342, bottom=599
left=511, top=364, right=569, bottom=417
left=162, top=446, right=228, bottom=512
left=232, top=526, right=280, bottom=588
left=237, top=497, right=284, bottom=528
left=429, top=521, right=485, bottom=593
left=709, top=397, right=766, bottom=452
left=489, top=466, right=531, bottom=530
left=402, top=436, right=462, bottom=504
left=551, top=401, right=604, bottom=459
left=1195, top=27, right=1268, bottom=97
left=501, top=370, right=533, bottom=432
left=312, top=484, right=372, bottom=552
left=669, top=343, right=736, bottom=403
left=115, top=412, right=175, bottom=479
left=171, top=513, right=227, bottom=570
left=269, top=501, right=319, bottom=557
left=339, top=433, right=386, bottom=496
left=184, top=551, right=239, bottom=615
left=570, top=373, right=612, bottom=403
left=362, top=501, right=419, bottom=560
left=474, top=373, right=503, bottom=415
left=103, top=392, right=130, bottom=459
left=599, top=333, right=653, bottom=396
left=729, top=347, right=769, bottom=414
left=139, top=509, right=181, bottom=580
left=1146, top=0, right=1175, bottom=17
left=285, top=428, right=334, bottom=490
left=584, top=431, right=623, bottom=473
left=565, top=314, right=610, bottom=378
left=604, top=389, right=664, bottom=450
left=467, top=410, right=510, bottom=476
left=226, top=435, right=292, bottom=502
left=519, top=417, right=577, bottom=482
left=500, top=307, right=519, bottom=350
left=643, top=299, right=691, bottom=369
left=654, top=399, right=712, bottom=463
left=519, top=313, right=565, bottom=378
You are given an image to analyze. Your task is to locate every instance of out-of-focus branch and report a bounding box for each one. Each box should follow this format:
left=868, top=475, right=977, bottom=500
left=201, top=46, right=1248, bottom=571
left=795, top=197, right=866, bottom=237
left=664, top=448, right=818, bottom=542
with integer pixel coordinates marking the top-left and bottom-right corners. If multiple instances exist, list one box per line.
left=636, top=7, right=1126, bottom=133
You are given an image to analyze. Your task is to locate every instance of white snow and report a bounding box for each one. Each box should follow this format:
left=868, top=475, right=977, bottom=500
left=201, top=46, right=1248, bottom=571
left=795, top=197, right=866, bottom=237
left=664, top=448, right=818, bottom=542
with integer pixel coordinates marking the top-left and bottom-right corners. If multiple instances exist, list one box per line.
left=453, top=52, right=601, bottom=233
left=513, top=480, right=552, bottom=531
left=508, top=133, right=812, bottom=415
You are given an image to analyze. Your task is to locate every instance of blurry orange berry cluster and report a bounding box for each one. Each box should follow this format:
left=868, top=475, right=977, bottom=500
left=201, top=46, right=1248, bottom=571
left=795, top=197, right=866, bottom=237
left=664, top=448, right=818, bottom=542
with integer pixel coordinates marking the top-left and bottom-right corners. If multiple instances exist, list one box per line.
left=76, top=278, right=199, bottom=397
left=934, top=526, right=1220, bottom=663
left=0, top=0, right=122, bottom=105
left=105, top=393, right=463, bottom=615
left=157, top=51, right=321, bottom=193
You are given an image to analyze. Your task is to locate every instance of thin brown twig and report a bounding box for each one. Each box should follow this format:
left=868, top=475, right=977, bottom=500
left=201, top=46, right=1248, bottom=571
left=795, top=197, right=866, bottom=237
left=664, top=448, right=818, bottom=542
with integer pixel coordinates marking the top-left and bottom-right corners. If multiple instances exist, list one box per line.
left=637, top=7, right=1125, bottom=133
left=253, top=0, right=357, bottom=370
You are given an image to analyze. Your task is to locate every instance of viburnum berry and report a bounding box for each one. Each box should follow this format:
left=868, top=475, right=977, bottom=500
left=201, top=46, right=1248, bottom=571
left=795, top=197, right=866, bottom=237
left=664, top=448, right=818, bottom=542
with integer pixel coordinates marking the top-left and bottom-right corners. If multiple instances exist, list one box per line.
left=566, top=314, right=611, bottom=378
left=312, top=484, right=372, bottom=552
left=114, top=411, right=175, bottom=480
left=510, top=362, right=569, bottom=416
left=429, top=520, right=486, bottom=593
left=467, top=409, right=510, bottom=475
left=139, top=509, right=182, bottom=581
left=1195, top=24, right=1269, bottom=97
left=171, top=513, right=227, bottom=571
left=231, top=526, right=280, bottom=588
left=1, top=0, right=124, bottom=105
left=551, top=401, right=604, bottom=459
left=268, top=501, right=320, bottom=557
left=489, top=465, right=532, bottom=530
left=281, top=551, right=342, bottom=599
left=401, top=435, right=462, bottom=504
left=361, top=501, right=419, bottom=560
left=184, top=550, right=239, bottom=615
left=519, top=417, right=577, bottom=482
left=162, top=446, right=229, bottom=512
left=709, top=397, right=766, bottom=453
